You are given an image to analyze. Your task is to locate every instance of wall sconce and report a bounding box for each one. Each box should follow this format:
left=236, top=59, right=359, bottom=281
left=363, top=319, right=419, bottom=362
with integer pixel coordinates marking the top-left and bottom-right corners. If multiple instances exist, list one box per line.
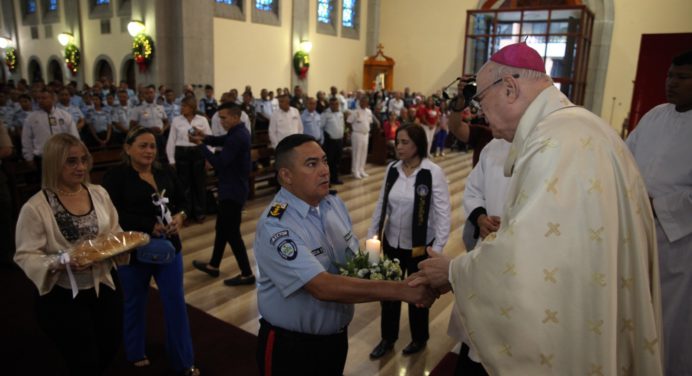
left=127, top=20, right=145, bottom=37
left=299, top=40, right=313, bottom=54
left=0, top=36, right=11, bottom=49
left=57, top=32, right=74, bottom=47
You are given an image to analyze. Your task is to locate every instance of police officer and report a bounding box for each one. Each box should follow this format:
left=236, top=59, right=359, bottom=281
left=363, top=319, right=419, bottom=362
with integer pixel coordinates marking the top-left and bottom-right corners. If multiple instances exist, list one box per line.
left=254, top=134, right=436, bottom=376
left=129, top=85, right=168, bottom=161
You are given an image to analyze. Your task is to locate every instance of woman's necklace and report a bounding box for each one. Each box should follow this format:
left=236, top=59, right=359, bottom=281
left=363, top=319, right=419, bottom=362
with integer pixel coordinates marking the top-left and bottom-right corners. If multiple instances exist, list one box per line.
left=56, top=184, right=83, bottom=196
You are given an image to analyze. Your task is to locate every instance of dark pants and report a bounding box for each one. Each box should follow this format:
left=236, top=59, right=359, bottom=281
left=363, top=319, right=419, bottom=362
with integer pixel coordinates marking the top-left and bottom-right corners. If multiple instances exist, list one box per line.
left=257, top=319, right=348, bottom=376
left=380, top=237, right=430, bottom=343
left=209, top=199, right=252, bottom=275
left=323, top=134, right=343, bottom=183
left=36, top=279, right=123, bottom=376
left=0, top=170, right=15, bottom=266
left=455, top=343, right=488, bottom=376
left=118, top=252, right=195, bottom=372
left=175, top=146, right=207, bottom=219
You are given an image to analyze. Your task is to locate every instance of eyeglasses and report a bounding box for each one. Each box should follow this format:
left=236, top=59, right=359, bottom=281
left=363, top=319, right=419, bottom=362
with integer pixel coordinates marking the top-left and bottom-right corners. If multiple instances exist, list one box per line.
left=472, top=74, right=520, bottom=104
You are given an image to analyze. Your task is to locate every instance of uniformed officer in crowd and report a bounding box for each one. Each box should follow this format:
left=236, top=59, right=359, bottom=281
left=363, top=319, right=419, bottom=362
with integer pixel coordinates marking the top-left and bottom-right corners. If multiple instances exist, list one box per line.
left=254, top=134, right=436, bottom=376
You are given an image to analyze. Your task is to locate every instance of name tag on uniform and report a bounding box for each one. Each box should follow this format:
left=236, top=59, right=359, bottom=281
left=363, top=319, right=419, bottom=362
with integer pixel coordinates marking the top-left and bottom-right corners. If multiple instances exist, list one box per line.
left=311, top=247, right=324, bottom=256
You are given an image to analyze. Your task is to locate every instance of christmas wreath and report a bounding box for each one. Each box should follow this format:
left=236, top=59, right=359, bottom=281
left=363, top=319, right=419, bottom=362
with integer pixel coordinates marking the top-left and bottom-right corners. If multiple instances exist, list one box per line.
left=5, top=47, right=17, bottom=73
left=64, top=44, right=80, bottom=75
left=133, top=34, right=155, bottom=72
left=293, top=51, right=310, bottom=79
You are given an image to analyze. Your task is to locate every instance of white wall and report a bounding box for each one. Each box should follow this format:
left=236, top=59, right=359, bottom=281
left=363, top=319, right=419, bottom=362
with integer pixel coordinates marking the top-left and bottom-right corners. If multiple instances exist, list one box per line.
left=308, top=0, right=369, bottom=94
left=213, top=7, right=293, bottom=93
left=379, top=0, right=477, bottom=95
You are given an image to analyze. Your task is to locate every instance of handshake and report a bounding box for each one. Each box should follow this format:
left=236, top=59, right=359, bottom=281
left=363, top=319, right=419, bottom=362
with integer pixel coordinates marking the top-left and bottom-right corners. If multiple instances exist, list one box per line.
left=187, top=128, right=206, bottom=145
left=401, top=247, right=454, bottom=308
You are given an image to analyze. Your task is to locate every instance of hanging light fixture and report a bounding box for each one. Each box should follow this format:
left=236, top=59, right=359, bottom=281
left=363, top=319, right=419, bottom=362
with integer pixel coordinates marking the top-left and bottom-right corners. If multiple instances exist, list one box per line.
left=0, top=36, right=11, bottom=49
left=57, top=32, right=74, bottom=47
left=127, top=20, right=145, bottom=37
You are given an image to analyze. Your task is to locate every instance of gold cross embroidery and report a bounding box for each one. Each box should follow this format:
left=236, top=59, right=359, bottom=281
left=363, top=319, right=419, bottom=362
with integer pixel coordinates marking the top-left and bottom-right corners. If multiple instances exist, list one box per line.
left=588, top=319, right=604, bottom=335
left=539, top=138, right=557, bottom=153
left=543, top=268, right=558, bottom=283
left=503, top=262, right=516, bottom=276
left=467, top=292, right=476, bottom=301
left=644, top=337, right=658, bottom=355
left=515, top=191, right=528, bottom=207
left=590, top=227, right=604, bottom=242
left=500, top=344, right=512, bottom=357
left=539, top=353, right=554, bottom=368
left=542, top=309, right=559, bottom=324
left=545, top=222, right=561, bottom=237
left=580, top=136, right=593, bottom=150
left=485, top=232, right=497, bottom=241
left=589, top=363, right=604, bottom=376
left=500, top=305, right=513, bottom=319
left=588, top=179, right=602, bottom=194
left=507, top=219, right=516, bottom=235
left=621, top=318, right=634, bottom=333
left=545, top=177, right=559, bottom=195
left=620, top=277, right=633, bottom=290
left=592, top=272, right=607, bottom=287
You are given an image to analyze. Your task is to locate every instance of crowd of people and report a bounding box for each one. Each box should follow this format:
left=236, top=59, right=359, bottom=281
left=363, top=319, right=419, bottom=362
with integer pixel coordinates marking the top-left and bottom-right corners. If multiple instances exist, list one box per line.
left=2, top=43, right=690, bottom=376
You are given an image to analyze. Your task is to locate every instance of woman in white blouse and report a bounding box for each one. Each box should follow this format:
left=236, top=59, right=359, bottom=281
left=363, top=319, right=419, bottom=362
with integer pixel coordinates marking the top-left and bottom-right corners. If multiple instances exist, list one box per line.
left=367, top=123, right=451, bottom=359
left=15, top=133, right=128, bottom=375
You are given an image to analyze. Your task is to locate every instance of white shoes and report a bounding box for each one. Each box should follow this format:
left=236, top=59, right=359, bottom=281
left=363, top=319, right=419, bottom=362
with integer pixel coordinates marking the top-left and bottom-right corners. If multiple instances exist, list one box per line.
left=360, top=170, right=369, bottom=177
left=353, top=172, right=363, bottom=179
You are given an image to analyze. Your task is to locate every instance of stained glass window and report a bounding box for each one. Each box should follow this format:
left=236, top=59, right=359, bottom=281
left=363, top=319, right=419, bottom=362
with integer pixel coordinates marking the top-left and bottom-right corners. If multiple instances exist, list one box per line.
left=27, top=0, right=37, bottom=13
left=48, top=0, right=58, bottom=11
left=342, top=0, right=355, bottom=28
left=216, top=0, right=234, bottom=4
left=318, top=0, right=332, bottom=24
left=95, top=0, right=110, bottom=4
left=256, top=0, right=272, bottom=11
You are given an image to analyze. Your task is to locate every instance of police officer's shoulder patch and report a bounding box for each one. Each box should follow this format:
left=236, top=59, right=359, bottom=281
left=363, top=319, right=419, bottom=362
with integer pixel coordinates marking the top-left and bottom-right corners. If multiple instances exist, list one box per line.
left=267, top=202, right=288, bottom=219
left=270, top=230, right=289, bottom=245
left=277, top=239, right=298, bottom=261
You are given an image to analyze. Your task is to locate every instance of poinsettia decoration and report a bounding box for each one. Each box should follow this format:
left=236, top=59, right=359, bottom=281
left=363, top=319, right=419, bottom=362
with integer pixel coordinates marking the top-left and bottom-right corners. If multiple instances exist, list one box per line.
left=5, top=47, right=17, bottom=73
left=64, top=44, right=80, bottom=75
left=133, top=34, right=155, bottom=72
left=293, top=51, right=310, bottom=79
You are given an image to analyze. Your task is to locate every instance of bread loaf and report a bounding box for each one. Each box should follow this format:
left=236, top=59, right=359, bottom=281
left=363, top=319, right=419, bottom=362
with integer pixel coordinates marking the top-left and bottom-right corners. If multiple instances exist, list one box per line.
left=71, top=231, right=150, bottom=266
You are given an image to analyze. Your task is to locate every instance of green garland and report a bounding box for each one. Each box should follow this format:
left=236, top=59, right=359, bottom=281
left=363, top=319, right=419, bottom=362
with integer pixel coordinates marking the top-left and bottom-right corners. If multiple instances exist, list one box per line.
left=64, top=44, right=80, bottom=75
left=5, top=47, right=17, bottom=73
left=133, top=34, right=155, bottom=72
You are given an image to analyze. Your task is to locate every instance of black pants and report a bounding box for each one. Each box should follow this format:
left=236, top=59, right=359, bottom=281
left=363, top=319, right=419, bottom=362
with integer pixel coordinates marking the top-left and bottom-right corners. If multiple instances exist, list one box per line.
left=209, top=199, right=252, bottom=275
left=380, top=237, right=429, bottom=343
left=257, top=319, right=348, bottom=376
left=0, top=170, right=15, bottom=266
left=323, top=134, right=343, bottom=183
left=175, top=146, right=207, bottom=219
left=36, top=279, right=123, bottom=376
left=455, top=343, right=489, bottom=376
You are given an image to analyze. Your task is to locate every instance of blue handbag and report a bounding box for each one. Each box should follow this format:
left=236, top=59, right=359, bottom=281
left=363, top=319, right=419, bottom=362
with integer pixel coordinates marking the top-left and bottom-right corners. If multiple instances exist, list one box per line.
left=136, top=236, right=175, bottom=264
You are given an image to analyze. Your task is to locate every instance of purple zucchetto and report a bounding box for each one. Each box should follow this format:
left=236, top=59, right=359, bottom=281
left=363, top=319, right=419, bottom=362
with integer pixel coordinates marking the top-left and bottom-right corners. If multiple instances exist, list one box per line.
left=490, top=43, right=546, bottom=73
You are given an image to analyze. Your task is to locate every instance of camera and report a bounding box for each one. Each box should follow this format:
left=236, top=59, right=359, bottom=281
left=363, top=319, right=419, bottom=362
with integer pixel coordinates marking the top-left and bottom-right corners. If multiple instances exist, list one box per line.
left=460, top=76, right=477, bottom=106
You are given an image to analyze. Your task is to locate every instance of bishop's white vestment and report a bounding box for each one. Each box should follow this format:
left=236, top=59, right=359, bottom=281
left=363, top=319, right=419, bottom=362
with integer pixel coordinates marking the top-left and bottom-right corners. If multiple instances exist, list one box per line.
left=449, top=87, right=663, bottom=375
left=626, top=103, right=692, bottom=376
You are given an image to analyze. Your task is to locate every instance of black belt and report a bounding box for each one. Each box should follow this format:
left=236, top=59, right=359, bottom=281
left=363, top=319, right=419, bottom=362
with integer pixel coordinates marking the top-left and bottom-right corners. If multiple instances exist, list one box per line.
left=260, top=318, right=347, bottom=340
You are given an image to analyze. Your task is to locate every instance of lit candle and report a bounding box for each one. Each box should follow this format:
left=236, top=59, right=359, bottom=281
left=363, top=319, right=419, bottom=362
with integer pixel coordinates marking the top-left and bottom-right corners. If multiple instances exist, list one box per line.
left=365, top=236, right=381, bottom=264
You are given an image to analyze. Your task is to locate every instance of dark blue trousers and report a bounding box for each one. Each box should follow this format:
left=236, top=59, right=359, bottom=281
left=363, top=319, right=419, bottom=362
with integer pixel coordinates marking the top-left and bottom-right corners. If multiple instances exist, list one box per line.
left=118, top=252, right=194, bottom=372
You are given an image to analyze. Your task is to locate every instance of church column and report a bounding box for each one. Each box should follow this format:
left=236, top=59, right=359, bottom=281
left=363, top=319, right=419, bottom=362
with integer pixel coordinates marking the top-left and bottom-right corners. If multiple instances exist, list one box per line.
left=365, top=0, right=381, bottom=56
left=131, top=0, right=214, bottom=96
left=291, top=0, right=310, bottom=94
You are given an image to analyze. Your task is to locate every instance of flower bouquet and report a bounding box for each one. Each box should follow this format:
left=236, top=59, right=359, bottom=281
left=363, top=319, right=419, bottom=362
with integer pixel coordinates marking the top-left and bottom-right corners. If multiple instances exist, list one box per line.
left=337, top=250, right=403, bottom=281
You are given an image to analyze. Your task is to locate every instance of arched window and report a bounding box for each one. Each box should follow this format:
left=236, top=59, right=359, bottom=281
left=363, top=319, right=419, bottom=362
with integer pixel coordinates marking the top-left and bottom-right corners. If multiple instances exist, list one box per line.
left=341, top=0, right=359, bottom=39
left=27, top=58, right=43, bottom=84
left=317, top=0, right=337, bottom=35
left=47, top=59, right=63, bottom=84
left=94, top=58, right=114, bottom=84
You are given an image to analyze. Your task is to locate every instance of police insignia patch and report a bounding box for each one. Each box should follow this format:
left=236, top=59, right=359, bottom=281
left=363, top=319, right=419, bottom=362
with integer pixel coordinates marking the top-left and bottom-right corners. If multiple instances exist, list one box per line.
left=277, top=239, right=298, bottom=260
left=270, top=230, right=289, bottom=245
left=416, top=184, right=429, bottom=197
left=267, top=202, right=288, bottom=219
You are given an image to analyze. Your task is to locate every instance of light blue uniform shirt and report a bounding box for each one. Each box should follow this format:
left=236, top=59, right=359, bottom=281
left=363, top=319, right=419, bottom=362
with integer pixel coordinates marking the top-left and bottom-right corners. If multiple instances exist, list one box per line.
left=255, top=188, right=357, bottom=335
left=320, top=110, right=344, bottom=140
left=88, top=109, right=111, bottom=133
left=0, top=104, right=15, bottom=128
left=301, top=110, right=323, bottom=144
left=57, top=103, right=84, bottom=124
left=129, top=102, right=167, bottom=129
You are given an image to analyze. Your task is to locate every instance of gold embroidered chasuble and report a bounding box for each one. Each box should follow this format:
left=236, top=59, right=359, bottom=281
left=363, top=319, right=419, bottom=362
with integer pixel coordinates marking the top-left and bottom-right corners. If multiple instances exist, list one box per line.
left=450, top=87, right=663, bottom=375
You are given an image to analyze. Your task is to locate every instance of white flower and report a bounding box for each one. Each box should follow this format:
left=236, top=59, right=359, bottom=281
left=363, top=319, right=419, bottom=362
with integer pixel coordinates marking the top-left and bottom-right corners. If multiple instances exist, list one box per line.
left=370, top=272, right=384, bottom=280
left=357, top=268, right=368, bottom=278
